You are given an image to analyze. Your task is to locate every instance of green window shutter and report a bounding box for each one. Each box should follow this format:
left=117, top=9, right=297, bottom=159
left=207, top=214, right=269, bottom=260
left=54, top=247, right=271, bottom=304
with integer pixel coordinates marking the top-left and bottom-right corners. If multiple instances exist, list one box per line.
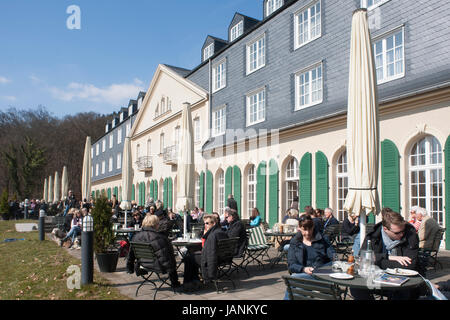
left=199, top=171, right=205, bottom=209
left=107, top=188, right=111, bottom=200
left=381, top=139, right=400, bottom=213
left=225, top=167, right=233, bottom=202
left=233, top=165, right=242, bottom=216
left=139, top=183, right=142, bottom=206
left=206, top=170, right=213, bottom=213
left=257, top=161, right=267, bottom=222
left=101, top=189, right=105, bottom=197
left=315, top=151, right=329, bottom=210
left=149, top=180, right=154, bottom=199
left=163, top=178, right=168, bottom=208
left=114, top=187, right=118, bottom=198
left=299, top=152, right=312, bottom=211
left=92, top=191, right=95, bottom=199
left=168, top=177, right=173, bottom=209
left=96, top=190, right=100, bottom=198
left=131, top=184, right=135, bottom=201
left=143, top=183, right=146, bottom=206
left=268, top=159, right=279, bottom=227
left=445, top=136, right=450, bottom=249
left=154, top=181, right=158, bottom=201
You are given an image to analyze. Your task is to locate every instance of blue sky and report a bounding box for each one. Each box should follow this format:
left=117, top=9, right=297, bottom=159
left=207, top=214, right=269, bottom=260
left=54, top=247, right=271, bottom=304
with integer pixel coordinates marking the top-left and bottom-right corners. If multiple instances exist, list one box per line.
left=0, top=0, right=263, bottom=118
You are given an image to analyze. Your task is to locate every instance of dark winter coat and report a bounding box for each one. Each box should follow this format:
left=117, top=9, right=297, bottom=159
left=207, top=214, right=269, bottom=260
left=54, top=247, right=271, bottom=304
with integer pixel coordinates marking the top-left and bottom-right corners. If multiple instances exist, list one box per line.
left=226, top=219, right=248, bottom=257
left=360, top=222, right=419, bottom=270
left=127, top=226, right=177, bottom=274
left=342, top=217, right=360, bottom=238
left=323, top=216, right=339, bottom=230
left=157, top=214, right=175, bottom=237
left=227, top=198, right=238, bottom=212
left=201, top=224, right=228, bottom=280
left=287, top=230, right=335, bottom=274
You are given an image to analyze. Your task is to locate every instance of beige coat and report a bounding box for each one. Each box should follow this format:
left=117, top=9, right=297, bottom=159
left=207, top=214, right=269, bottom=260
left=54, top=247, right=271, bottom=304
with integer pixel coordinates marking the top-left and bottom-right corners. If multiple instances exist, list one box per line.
left=418, top=216, right=441, bottom=250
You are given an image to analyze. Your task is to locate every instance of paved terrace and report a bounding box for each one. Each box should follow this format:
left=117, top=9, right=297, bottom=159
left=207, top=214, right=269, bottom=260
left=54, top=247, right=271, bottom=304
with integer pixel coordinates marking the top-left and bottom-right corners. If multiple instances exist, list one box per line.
left=52, top=235, right=450, bottom=300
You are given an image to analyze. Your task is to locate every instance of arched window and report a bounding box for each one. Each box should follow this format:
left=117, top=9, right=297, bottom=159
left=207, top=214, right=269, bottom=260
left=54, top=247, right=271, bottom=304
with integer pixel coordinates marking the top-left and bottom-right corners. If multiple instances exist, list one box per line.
left=336, top=151, right=348, bottom=221
left=286, top=157, right=299, bottom=210
left=409, top=136, right=443, bottom=225
left=247, top=165, right=256, bottom=216
left=218, top=171, right=225, bottom=215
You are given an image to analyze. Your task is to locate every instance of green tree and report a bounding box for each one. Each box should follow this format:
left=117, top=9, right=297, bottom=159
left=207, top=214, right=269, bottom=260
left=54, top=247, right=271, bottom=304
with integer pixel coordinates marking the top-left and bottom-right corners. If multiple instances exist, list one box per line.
left=0, top=188, right=10, bottom=219
left=21, top=136, right=47, bottom=199
left=2, top=145, right=20, bottom=198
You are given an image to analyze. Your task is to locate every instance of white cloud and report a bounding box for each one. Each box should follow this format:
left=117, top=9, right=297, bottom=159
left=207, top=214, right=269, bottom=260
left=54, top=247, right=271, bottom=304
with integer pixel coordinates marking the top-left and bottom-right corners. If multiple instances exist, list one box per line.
left=29, top=74, right=42, bottom=84
left=2, top=96, right=17, bottom=101
left=0, top=76, right=11, bottom=84
left=49, top=79, right=145, bottom=105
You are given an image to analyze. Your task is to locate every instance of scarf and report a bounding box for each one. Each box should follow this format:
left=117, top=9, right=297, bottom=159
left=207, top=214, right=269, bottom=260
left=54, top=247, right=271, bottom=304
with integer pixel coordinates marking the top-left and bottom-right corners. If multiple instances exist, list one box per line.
left=381, top=227, right=402, bottom=254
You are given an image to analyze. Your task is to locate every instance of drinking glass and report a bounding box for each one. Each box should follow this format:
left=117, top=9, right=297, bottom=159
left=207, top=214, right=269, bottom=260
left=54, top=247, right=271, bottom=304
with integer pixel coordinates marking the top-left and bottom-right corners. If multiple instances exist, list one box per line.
left=332, top=253, right=341, bottom=272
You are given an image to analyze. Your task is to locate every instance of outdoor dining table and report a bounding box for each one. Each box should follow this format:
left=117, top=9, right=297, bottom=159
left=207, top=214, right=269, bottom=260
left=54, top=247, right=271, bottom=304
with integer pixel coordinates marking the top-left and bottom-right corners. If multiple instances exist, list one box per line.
left=313, top=264, right=425, bottom=299
left=264, top=231, right=297, bottom=268
left=171, top=238, right=203, bottom=271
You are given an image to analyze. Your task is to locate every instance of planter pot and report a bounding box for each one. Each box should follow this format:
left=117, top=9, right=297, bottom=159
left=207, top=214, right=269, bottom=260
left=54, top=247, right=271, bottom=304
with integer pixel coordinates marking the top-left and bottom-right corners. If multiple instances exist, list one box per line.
left=96, top=251, right=119, bottom=273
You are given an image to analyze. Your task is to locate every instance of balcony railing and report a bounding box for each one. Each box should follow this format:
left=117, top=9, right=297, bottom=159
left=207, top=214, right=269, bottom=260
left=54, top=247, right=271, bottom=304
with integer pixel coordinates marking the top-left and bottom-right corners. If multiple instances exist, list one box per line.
left=136, top=156, right=153, bottom=171
left=163, top=145, right=178, bottom=165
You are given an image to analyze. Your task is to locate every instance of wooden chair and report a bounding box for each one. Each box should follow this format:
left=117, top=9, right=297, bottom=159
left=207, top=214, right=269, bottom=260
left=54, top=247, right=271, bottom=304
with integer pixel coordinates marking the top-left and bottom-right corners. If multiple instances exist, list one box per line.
left=130, top=241, right=175, bottom=300
left=213, top=237, right=240, bottom=293
left=282, top=275, right=342, bottom=300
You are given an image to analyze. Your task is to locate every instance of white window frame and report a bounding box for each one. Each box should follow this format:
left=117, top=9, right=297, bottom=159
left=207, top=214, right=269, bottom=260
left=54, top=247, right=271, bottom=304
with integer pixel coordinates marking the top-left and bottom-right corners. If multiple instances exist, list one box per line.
left=96, top=144, right=99, bottom=156
left=336, top=151, right=348, bottom=221
left=409, top=136, right=444, bottom=226
left=230, top=21, right=244, bottom=41
left=294, top=0, right=322, bottom=50
left=286, top=158, right=299, bottom=211
left=212, top=59, right=227, bottom=93
left=246, top=87, right=266, bottom=127
left=117, top=128, right=122, bottom=144
left=212, top=106, right=226, bottom=137
left=295, top=61, right=323, bottom=110
left=117, top=153, right=122, bottom=170
left=101, top=161, right=105, bottom=174
left=126, top=123, right=131, bottom=137
left=108, top=157, right=113, bottom=172
left=247, top=165, right=256, bottom=217
left=109, top=134, right=113, bottom=149
left=174, top=126, right=181, bottom=147
left=218, top=171, right=225, bottom=216
left=373, top=27, right=405, bottom=85
left=91, top=147, right=94, bottom=159
left=361, top=0, right=391, bottom=10
left=160, top=133, right=165, bottom=154
left=246, top=33, right=266, bottom=75
left=95, top=163, right=99, bottom=176
left=102, top=139, right=106, bottom=152
left=204, top=43, right=214, bottom=61
left=266, top=0, right=283, bottom=17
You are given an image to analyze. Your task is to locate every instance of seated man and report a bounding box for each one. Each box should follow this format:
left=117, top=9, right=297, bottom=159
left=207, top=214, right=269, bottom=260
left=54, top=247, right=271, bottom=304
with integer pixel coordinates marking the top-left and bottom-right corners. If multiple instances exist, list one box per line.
left=182, top=214, right=228, bottom=292
left=351, top=209, right=420, bottom=300
left=126, top=215, right=181, bottom=290
left=226, top=210, right=248, bottom=257
left=416, top=207, right=441, bottom=250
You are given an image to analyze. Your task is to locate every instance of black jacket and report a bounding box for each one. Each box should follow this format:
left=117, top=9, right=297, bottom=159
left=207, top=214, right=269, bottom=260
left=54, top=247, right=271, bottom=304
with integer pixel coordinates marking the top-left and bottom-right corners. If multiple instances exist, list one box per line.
left=226, top=219, right=248, bottom=257
left=360, top=222, right=419, bottom=270
left=342, top=217, right=360, bottom=238
left=287, top=230, right=335, bottom=274
left=323, top=216, right=339, bottom=230
left=201, top=224, right=228, bottom=280
left=127, top=226, right=177, bottom=274
left=157, top=214, right=175, bottom=237
left=227, top=198, right=238, bottom=212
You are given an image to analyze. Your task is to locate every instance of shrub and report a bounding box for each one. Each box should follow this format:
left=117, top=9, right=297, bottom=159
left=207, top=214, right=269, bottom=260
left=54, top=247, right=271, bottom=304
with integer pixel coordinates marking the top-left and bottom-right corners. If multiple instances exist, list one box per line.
left=90, top=195, right=115, bottom=253
left=0, top=189, right=10, bottom=220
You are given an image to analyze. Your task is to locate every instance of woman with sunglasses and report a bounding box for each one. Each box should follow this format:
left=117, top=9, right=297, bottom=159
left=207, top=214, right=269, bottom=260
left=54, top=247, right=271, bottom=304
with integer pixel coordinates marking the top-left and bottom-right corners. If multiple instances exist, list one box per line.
left=284, top=215, right=335, bottom=299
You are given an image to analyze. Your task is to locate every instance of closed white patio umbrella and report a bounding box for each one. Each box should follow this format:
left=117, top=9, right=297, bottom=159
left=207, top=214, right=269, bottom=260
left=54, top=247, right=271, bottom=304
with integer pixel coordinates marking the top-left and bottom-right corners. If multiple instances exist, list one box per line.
left=48, top=175, right=54, bottom=205
left=343, top=9, right=381, bottom=249
left=61, top=166, right=68, bottom=201
left=53, top=171, right=60, bottom=204
left=176, top=102, right=195, bottom=239
left=120, top=136, right=133, bottom=227
left=43, top=178, right=48, bottom=202
left=81, top=137, right=92, bottom=202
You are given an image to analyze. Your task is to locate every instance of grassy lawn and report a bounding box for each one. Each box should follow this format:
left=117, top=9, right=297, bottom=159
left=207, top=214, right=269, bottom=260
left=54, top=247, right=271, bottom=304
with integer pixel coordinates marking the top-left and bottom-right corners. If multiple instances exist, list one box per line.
left=0, top=219, right=130, bottom=300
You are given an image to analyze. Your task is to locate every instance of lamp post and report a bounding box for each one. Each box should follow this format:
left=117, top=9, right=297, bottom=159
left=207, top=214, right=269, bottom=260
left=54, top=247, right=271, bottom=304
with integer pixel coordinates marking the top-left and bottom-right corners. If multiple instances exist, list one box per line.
left=39, top=209, right=45, bottom=241
left=81, top=215, right=94, bottom=285
left=24, top=199, right=29, bottom=220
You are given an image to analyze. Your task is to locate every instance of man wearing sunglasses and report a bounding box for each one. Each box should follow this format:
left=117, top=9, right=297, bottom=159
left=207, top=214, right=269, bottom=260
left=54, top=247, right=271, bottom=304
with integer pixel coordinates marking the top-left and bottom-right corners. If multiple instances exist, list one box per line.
left=359, top=208, right=419, bottom=270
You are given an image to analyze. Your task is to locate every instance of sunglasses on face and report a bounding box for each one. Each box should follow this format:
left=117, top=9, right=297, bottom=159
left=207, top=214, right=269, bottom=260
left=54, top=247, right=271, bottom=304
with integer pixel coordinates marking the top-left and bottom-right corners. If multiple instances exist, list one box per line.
left=389, top=229, right=405, bottom=235
left=204, top=222, right=211, bottom=225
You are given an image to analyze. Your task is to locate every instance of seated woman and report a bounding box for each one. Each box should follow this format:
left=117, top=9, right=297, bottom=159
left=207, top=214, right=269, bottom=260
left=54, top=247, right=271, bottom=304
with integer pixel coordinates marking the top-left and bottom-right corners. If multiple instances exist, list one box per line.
left=126, top=214, right=181, bottom=290
left=182, top=214, right=228, bottom=292
left=284, top=215, right=335, bottom=300
left=60, top=209, right=83, bottom=248
left=342, top=215, right=360, bottom=241
left=249, top=208, right=261, bottom=227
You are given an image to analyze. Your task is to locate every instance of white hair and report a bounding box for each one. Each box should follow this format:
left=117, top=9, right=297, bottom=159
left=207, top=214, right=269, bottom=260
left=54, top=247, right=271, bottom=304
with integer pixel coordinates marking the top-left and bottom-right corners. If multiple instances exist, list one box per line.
left=416, top=207, right=427, bottom=216
left=410, top=206, right=419, bottom=213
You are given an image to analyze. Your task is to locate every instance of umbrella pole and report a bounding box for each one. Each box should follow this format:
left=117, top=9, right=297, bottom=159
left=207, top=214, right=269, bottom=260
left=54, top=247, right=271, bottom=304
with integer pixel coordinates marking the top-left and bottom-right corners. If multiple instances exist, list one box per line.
left=183, top=210, right=188, bottom=239
left=360, top=212, right=366, bottom=249
left=124, top=209, right=127, bottom=228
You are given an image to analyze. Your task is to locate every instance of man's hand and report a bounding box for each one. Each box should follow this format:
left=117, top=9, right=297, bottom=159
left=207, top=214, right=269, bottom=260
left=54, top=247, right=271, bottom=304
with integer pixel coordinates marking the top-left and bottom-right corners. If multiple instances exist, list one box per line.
left=389, top=255, right=412, bottom=266
left=304, top=267, right=314, bottom=275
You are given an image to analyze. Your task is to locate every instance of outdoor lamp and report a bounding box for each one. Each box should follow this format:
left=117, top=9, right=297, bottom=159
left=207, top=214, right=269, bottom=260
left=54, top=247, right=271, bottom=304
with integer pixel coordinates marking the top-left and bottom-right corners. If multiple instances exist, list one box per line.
left=39, top=209, right=46, bottom=218
left=83, top=215, right=94, bottom=232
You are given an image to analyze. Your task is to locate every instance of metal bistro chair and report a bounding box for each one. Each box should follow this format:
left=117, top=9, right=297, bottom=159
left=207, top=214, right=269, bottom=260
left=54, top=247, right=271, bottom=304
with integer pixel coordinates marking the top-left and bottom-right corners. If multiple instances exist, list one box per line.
left=242, top=226, right=271, bottom=270
left=282, top=275, right=342, bottom=300
left=421, top=227, right=446, bottom=270
left=213, top=237, right=240, bottom=293
left=130, top=241, right=175, bottom=300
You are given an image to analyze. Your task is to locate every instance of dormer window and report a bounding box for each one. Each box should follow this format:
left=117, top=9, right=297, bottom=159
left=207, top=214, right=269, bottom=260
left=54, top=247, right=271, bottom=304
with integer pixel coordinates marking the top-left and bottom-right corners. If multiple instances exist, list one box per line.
left=155, top=103, right=160, bottom=118
left=105, top=124, right=109, bottom=133
left=138, top=97, right=143, bottom=110
left=230, top=21, right=244, bottom=42
left=161, top=97, right=166, bottom=114
left=266, top=0, right=283, bottom=17
left=203, top=43, right=214, bottom=61
left=112, top=118, right=117, bottom=128
left=120, top=112, right=124, bottom=122
left=128, top=105, right=133, bottom=115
